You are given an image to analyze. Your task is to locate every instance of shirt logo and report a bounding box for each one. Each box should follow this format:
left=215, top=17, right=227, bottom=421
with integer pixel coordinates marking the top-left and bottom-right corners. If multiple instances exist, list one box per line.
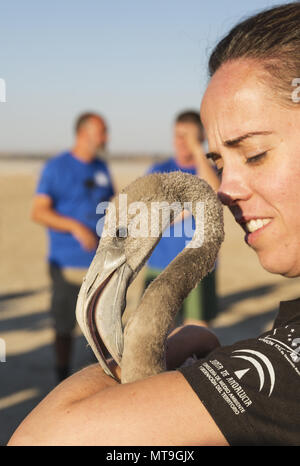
left=94, top=172, right=109, bottom=187
left=231, top=349, right=275, bottom=397
left=259, top=326, right=300, bottom=377
left=260, top=326, right=300, bottom=363
left=287, top=329, right=300, bottom=363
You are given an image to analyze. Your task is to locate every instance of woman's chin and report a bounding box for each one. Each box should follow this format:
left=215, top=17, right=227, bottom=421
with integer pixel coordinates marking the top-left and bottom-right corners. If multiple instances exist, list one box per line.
left=258, top=253, right=300, bottom=278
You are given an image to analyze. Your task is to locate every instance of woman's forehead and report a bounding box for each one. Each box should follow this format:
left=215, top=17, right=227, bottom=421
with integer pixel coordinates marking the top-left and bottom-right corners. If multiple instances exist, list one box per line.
left=200, top=60, right=278, bottom=142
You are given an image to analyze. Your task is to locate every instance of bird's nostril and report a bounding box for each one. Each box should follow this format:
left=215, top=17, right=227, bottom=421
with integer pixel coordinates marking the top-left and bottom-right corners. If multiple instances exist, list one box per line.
left=116, top=227, right=128, bottom=239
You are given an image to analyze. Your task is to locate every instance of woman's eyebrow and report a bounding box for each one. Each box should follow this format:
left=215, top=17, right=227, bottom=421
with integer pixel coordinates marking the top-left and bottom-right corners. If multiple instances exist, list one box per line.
left=206, top=131, right=274, bottom=159
left=224, top=131, right=273, bottom=146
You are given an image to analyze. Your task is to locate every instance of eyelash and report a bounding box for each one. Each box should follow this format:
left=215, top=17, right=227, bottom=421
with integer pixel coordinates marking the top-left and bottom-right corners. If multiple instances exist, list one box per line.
left=216, top=166, right=223, bottom=176
left=215, top=151, right=268, bottom=176
left=246, top=151, right=268, bottom=164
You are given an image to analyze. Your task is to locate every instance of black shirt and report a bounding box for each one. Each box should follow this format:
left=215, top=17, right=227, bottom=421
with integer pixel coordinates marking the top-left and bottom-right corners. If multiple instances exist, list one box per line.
left=179, top=298, right=300, bottom=446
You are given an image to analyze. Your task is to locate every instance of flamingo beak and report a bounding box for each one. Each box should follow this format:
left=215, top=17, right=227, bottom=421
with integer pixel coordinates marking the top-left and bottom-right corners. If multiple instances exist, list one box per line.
left=76, top=244, right=133, bottom=379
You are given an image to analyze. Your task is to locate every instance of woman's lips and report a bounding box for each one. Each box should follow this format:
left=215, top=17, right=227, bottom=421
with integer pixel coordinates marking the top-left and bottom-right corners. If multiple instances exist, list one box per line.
left=245, top=218, right=272, bottom=233
left=242, top=218, right=272, bottom=245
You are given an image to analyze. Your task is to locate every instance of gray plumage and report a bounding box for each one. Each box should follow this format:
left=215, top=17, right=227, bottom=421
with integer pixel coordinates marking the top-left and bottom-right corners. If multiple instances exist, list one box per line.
left=101, top=172, right=224, bottom=383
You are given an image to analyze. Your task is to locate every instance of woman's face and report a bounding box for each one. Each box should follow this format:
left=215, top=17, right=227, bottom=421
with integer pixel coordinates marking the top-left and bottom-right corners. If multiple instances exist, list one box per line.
left=201, top=59, right=300, bottom=277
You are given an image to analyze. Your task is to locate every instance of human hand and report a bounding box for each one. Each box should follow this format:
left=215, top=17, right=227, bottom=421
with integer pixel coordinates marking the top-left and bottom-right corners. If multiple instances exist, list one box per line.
left=165, top=324, right=220, bottom=370
left=94, top=326, right=219, bottom=381
left=71, top=222, right=99, bottom=251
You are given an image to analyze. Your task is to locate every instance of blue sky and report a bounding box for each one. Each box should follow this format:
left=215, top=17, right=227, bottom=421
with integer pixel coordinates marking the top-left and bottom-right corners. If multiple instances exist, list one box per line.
left=0, top=0, right=291, bottom=154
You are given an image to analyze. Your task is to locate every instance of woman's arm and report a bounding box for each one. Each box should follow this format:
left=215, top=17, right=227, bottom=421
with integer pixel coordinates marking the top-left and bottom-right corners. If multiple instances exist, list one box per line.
left=8, top=326, right=225, bottom=446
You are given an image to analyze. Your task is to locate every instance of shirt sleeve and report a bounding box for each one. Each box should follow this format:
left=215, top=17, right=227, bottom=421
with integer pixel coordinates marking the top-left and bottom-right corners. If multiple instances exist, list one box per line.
left=36, top=161, right=57, bottom=200
left=178, top=329, right=300, bottom=446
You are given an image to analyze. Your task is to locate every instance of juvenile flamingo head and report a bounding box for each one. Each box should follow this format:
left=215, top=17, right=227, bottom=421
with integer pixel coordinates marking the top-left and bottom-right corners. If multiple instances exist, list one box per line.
left=76, top=172, right=224, bottom=380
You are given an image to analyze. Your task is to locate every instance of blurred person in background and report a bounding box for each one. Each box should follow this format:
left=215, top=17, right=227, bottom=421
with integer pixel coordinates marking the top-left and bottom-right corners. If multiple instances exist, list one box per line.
left=31, top=112, right=115, bottom=382
left=145, top=110, right=220, bottom=327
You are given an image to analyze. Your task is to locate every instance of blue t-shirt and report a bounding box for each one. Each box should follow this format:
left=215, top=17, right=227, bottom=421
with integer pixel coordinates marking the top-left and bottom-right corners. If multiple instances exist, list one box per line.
left=146, top=158, right=197, bottom=270
left=36, top=151, right=114, bottom=268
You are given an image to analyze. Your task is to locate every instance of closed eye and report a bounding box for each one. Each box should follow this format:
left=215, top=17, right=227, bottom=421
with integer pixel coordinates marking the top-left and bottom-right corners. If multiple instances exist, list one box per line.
left=246, top=151, right=267, bottom=164
left=207, top=150, right=268, bottom=177
left=216, top=166, right=223, bottom=177
left=206, top=153, right=223, bottom=176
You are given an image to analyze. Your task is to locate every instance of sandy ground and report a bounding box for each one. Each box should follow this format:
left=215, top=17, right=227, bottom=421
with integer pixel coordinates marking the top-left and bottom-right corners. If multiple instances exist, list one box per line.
left=1, top=157, right=300, bottom=445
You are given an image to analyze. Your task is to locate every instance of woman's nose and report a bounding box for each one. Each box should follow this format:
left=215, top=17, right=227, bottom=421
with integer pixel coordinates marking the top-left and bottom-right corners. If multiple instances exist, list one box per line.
left=217, top=166, right=251, bottom=206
